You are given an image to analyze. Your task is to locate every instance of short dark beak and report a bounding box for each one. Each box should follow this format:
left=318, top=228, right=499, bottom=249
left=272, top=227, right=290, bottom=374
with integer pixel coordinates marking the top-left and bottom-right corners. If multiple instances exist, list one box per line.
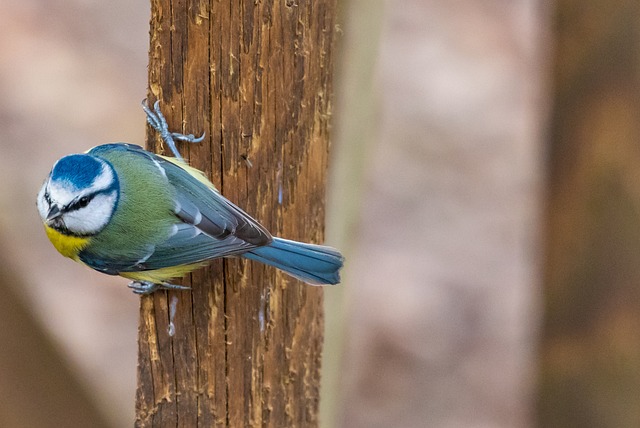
left=46, top=205, right=62, bottom=222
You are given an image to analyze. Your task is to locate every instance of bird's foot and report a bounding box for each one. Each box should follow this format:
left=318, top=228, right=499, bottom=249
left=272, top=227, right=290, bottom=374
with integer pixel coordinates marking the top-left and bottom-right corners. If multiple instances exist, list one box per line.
left=128, top=280, right=191, bottom=295
left=141, top=99, right=205, bottom=161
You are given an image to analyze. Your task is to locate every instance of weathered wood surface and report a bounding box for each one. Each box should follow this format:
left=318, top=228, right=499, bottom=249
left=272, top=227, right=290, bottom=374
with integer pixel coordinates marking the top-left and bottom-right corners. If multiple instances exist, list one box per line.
left=135, top=1, right=337, bottom=426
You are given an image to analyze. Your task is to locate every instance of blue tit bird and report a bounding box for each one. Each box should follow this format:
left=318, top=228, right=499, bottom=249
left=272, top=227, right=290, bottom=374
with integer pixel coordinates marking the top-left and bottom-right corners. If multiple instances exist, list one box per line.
left=36, top=101, right=344, bottom=294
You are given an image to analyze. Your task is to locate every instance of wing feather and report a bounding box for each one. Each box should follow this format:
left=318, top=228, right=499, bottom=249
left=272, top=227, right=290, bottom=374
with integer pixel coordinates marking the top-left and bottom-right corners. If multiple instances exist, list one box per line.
left=138, top=223, right=255, bottom=270
left=153, top=154, right=272, bottom=246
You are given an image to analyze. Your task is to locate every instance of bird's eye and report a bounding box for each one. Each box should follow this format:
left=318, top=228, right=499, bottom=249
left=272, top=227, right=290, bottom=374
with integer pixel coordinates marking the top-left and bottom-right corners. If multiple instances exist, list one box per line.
left=78, top=196, right=90, bottom=208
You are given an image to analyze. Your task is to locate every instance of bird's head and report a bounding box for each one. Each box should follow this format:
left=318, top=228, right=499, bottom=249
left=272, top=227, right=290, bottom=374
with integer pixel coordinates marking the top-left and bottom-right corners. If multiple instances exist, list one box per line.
left=37, top=154, right=120, bottom=236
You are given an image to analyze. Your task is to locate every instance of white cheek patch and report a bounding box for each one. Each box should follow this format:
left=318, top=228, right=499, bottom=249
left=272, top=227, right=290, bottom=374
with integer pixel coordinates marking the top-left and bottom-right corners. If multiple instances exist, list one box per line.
left=36, top=181, right=50, bottom=221
left=62, top=191, right=118, bottom=235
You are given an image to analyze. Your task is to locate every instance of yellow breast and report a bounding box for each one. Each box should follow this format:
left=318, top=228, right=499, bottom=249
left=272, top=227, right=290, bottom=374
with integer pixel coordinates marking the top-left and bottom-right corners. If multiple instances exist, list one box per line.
left=120, top=262, right=208, bottom=283
left=44, top=225, right=90, bottom=260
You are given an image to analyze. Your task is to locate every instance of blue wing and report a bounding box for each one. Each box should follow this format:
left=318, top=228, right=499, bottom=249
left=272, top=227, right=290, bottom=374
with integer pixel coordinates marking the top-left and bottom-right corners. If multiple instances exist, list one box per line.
left=139, top=223, right=257, bottom=270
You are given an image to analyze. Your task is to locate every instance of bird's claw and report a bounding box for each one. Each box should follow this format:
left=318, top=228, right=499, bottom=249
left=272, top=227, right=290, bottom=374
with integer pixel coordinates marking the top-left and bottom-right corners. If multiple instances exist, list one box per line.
left=171, top=132, right=206, bottom=143
left=141, top=99, right=205, bottom=161
left=128, top=280, right=191, bottom=295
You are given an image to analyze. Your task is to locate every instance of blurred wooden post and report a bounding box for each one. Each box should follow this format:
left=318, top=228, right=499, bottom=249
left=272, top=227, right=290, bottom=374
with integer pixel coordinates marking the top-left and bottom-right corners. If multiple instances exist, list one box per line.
left=539, top=1, right=640, bottom=426
left=135, top=1, right=337, bottom=427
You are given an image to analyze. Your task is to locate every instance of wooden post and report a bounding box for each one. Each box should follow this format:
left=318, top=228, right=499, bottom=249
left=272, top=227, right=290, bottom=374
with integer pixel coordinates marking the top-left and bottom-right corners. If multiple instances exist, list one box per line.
left=135, top=1, right=337, bottom=426
left=539, top=1, right=640, bottom=426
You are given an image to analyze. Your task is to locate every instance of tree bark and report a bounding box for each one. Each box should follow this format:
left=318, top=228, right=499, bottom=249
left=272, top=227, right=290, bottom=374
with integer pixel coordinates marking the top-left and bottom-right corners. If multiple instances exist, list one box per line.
left=135, top=1, right=337, bottom=427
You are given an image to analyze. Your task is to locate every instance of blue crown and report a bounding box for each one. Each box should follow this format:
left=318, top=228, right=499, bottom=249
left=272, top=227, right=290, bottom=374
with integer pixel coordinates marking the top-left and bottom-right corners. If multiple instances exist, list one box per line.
left=51, top=154, right=104, bottom=189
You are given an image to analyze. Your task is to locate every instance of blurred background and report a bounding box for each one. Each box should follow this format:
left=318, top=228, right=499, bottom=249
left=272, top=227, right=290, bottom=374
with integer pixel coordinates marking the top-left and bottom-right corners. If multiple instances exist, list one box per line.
left=1, top=0, right=639, bottom=427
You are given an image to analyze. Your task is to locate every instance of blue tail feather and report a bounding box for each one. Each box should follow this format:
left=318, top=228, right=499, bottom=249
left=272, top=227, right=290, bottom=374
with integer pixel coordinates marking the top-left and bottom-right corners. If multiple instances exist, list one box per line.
left=243, top=237, right=344, bottom=285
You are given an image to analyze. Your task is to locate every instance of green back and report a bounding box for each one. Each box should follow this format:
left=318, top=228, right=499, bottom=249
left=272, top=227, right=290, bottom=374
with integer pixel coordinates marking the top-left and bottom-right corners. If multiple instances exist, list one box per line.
left=82, top=144, right=176, bottom=269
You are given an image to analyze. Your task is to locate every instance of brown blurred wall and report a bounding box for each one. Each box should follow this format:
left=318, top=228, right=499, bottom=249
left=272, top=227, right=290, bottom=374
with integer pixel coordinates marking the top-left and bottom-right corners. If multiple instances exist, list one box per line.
left=539, top=1, right=640, bottom=427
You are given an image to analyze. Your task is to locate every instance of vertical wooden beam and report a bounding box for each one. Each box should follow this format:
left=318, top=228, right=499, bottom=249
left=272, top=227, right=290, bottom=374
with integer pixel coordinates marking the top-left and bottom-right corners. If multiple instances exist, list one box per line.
left=135, top=1, right=337, bottom=426
left=539, top=1, right=640, bottom=426
left=321, top=0, right=384, bottom=426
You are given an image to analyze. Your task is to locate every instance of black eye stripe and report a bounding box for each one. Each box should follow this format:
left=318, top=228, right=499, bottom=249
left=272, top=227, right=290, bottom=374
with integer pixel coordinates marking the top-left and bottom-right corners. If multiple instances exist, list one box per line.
left=66, top=194, right=95, bottom=212
left=60, top=184, right=118, bottom=214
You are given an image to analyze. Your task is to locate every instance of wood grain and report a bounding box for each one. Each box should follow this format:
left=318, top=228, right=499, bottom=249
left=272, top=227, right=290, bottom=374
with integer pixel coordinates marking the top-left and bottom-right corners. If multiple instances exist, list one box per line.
left=135, top=1, right=337, bottom=426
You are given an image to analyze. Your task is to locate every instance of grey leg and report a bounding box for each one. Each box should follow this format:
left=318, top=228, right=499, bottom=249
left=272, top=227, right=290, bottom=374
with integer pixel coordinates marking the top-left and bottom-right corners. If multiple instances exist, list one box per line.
left=141, top=99, right=205, bottom=161
left=128, top=280, right=191, bottom=295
